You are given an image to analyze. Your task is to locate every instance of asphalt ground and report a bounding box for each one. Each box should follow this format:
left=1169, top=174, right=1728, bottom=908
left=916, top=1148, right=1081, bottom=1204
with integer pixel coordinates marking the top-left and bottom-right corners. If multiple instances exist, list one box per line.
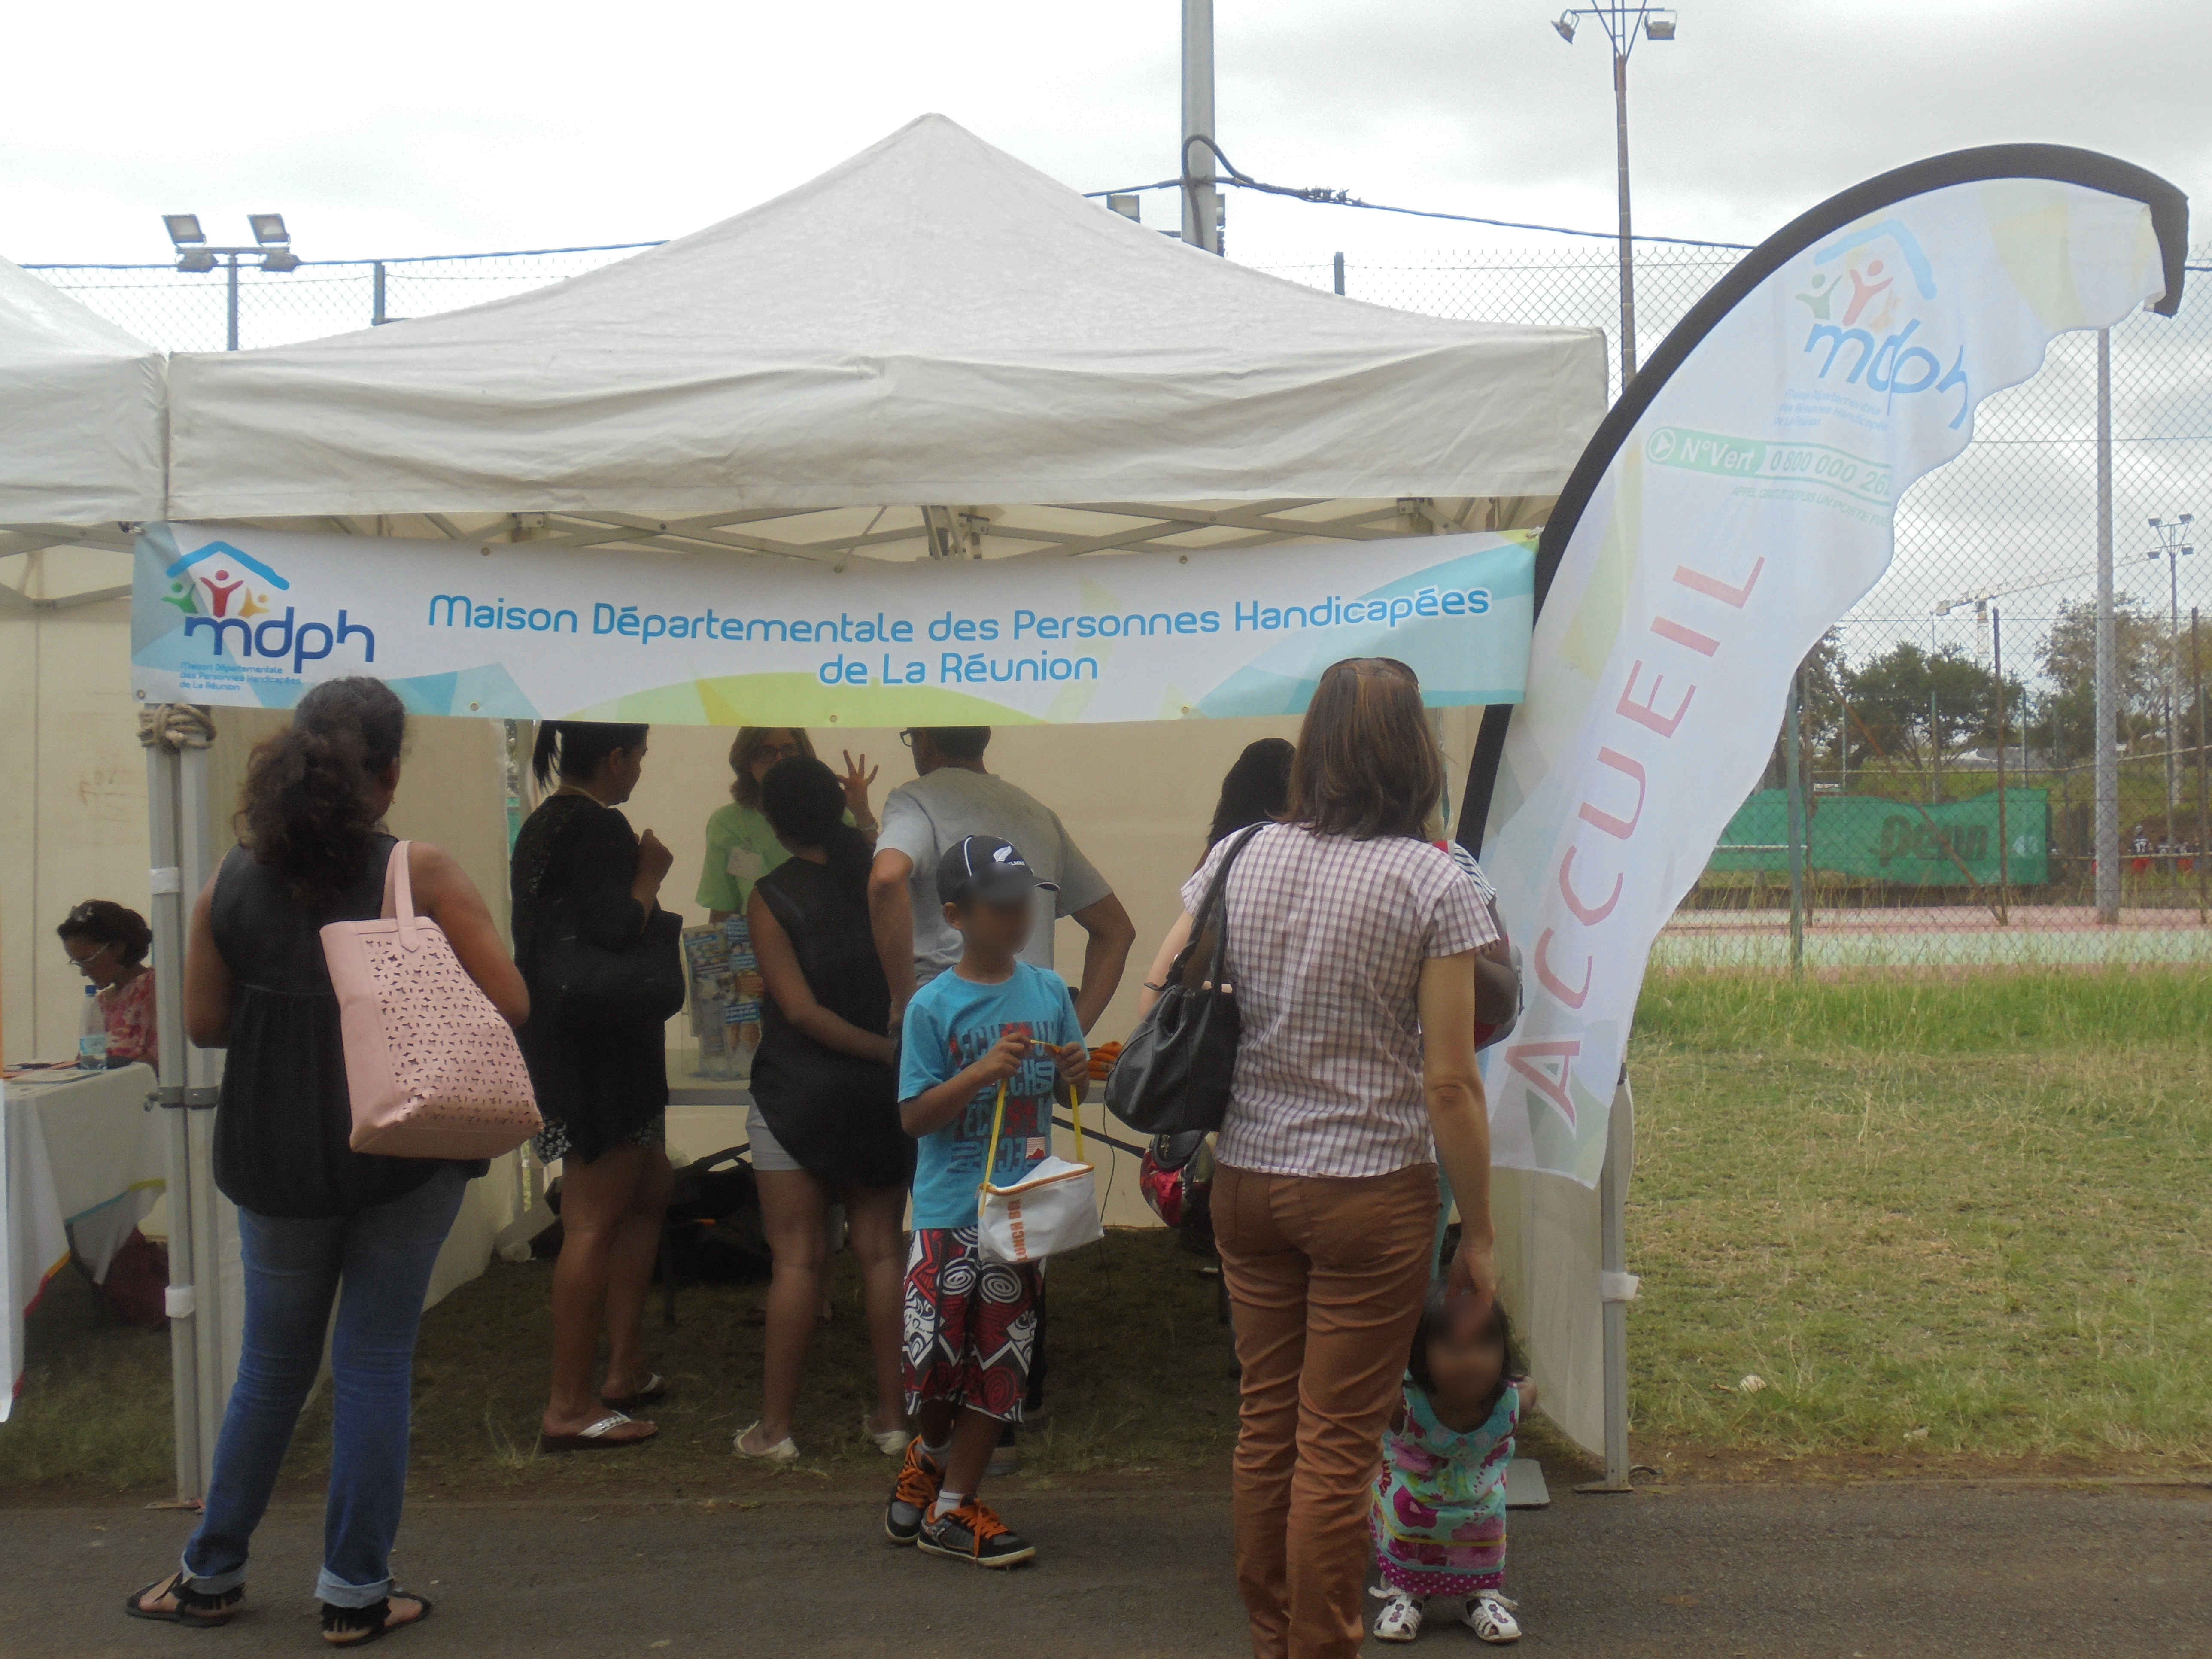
left=13, top=1475, right=2209, bottom=1658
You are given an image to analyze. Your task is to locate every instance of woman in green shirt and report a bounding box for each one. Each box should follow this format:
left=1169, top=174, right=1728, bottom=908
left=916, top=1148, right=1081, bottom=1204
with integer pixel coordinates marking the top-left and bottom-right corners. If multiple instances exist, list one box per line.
left=698, top=729, right=879, bottom=922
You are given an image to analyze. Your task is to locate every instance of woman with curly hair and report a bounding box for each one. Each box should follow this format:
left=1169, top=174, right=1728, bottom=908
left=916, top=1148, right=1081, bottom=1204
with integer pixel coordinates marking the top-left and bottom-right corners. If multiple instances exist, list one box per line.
left=56, top=899, right=157, bottom=1066
left=124, top=676, right=526, bottom=1646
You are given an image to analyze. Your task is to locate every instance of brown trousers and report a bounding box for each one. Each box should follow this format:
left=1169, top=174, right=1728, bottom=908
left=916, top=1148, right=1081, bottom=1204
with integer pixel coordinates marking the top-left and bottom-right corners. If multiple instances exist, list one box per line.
left=1212, top=1160, right=1438, bottom=1659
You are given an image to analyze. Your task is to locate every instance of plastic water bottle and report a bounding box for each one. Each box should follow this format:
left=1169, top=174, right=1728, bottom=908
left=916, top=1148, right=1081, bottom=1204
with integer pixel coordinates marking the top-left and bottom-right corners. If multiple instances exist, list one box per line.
left=78, top=984, right=109, bottom=1069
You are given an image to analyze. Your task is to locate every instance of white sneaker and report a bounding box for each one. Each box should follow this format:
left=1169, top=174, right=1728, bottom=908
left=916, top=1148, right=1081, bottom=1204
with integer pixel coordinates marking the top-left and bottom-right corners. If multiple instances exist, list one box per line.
left=1369, top=1586, right=1423, bottom=1642
left=1462, top=1591, right=1521, bottom=1644
left=862, top=1414, right=908, bottom=1456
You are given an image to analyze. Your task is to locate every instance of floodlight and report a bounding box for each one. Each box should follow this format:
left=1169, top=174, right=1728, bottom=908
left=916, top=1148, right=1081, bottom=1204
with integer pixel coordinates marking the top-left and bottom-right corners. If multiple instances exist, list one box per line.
left=164, top=214, right=205, bottom=246
left=259, top=249, right=301, bottom=273
left=1644, top=9, right=1677, bottom=39
left=2181, top=513, right=2195, bottom=525
left=176, top=249, right=217, bottom=273
left=1553, top=13, right=1578, bottom=42
left=1106, top=194, right=1142, bottom=222
left=249, top=213, right=289, bottom=245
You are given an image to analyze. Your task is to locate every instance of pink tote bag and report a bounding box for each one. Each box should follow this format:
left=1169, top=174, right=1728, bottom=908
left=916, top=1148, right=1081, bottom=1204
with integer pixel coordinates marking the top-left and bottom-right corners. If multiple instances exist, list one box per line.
left=322, top=840, right=541, bottom=1159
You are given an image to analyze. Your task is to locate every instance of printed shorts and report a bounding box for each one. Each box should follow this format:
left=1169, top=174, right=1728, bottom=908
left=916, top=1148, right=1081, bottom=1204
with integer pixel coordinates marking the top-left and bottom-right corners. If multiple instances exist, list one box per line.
left=532, top=1111, right=666, bottom=1167
left=902, top=1225, right=1040, bottom=1422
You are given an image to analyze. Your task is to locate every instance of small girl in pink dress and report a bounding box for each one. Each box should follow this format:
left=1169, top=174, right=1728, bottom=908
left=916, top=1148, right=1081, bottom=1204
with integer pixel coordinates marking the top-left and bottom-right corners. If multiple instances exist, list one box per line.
left=1369, top=1285, right=1537, bottom=1644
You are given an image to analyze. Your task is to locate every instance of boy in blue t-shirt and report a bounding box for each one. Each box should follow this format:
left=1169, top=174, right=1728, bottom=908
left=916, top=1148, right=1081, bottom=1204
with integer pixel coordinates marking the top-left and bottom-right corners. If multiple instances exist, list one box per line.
left=884, top=834, right=1086, bottom=1568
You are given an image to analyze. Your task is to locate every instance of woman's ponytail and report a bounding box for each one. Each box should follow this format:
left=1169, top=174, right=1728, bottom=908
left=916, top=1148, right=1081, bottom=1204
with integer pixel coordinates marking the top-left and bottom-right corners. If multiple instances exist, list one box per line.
left=236, top=677, right=406, bottom=908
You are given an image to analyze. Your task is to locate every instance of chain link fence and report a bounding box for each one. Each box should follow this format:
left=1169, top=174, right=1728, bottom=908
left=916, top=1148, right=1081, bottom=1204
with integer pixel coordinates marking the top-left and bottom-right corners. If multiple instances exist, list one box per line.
left=1264, top=246, right=2212, bottom=966
left=30, top=235, right=2212, bottom=965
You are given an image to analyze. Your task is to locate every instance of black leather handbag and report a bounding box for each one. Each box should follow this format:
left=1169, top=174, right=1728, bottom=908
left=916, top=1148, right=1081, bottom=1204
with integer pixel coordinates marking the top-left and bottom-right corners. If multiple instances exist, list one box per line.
left=1104, top=823, right=1266, bottom=1138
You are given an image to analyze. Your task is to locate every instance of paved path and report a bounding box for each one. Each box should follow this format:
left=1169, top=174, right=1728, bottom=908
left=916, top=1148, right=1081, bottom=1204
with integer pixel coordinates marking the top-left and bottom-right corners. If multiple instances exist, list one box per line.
left=12, top=1479, right=2208, bottom=1657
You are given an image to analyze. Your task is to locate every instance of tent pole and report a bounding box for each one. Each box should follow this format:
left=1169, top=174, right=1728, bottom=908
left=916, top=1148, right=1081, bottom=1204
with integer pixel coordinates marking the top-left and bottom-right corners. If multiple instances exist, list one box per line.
left=146, top=742, right=202, bottom=1501
left=178, top=744, right=230, bottom=1468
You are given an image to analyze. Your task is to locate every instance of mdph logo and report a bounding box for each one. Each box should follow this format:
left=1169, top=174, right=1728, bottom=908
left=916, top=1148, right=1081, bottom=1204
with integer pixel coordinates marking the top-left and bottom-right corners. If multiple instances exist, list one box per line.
left=1795, top=218, right=1969, bottom=428
left=169, top=541, right=375, bottom=674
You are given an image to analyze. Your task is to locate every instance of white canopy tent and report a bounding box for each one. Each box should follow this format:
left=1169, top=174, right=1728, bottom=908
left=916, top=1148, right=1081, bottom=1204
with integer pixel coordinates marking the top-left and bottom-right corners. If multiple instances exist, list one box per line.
left=0, top=253, right=161, bottom=562
left=166, top=113, right=1601, bottom=550
left=137, top=114, right=1624, bottom=1497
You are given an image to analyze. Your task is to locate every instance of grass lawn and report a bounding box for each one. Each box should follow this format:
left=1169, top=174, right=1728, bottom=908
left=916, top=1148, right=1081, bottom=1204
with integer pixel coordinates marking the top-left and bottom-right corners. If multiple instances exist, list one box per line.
left=3, top=967, right=2204, bottom=1495
left=1626, top=968, right=2212, bottom=1475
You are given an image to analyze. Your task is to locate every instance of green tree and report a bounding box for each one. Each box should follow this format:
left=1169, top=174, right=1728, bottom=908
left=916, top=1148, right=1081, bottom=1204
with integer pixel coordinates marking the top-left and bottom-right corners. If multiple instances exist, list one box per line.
left=2029, top=596, right=2169, bottom=764
left=1839, top=641, right=2021, bottom=773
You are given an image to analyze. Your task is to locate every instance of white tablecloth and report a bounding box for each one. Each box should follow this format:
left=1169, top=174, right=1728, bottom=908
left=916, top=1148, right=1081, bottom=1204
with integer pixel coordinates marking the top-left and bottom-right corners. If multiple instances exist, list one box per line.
left=1, top=1064, right=166, bottom=1421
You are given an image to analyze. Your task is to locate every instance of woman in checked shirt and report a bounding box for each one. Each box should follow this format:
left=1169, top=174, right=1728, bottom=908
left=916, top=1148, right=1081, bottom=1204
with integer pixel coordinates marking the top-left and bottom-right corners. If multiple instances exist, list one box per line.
left=1144, top=659, right=1501, bottom=1659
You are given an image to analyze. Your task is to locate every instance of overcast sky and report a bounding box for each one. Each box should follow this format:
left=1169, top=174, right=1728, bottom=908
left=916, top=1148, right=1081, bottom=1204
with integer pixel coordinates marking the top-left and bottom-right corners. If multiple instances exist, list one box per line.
left=6, top=0, right=2208, bottom=267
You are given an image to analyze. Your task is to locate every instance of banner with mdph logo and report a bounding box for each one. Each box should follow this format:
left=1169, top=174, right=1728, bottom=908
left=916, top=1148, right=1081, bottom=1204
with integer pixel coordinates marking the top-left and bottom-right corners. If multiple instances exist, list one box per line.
left=130, top=521, right=1533, bottom=725
left=1471, top=147, right=2186, bottom=1185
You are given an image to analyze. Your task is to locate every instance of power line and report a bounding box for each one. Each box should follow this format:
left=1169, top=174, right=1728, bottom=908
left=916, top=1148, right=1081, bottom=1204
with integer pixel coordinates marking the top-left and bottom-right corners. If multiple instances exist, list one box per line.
left=1084, top=140, right=1754, bottom=249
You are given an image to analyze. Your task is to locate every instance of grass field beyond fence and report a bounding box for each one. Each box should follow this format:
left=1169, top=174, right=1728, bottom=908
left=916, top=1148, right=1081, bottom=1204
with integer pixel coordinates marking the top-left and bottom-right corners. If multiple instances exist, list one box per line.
left=1626, top=968, right=2212, bottom=1472
left=2, top=969, right=2205, bottom=1494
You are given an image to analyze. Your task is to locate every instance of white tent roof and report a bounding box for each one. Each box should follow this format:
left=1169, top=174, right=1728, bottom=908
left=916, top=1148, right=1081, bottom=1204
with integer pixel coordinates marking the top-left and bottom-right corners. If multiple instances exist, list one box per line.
left=167, top=115, right=1605, bottom=541
left=0, top=255, right=164, bottom=533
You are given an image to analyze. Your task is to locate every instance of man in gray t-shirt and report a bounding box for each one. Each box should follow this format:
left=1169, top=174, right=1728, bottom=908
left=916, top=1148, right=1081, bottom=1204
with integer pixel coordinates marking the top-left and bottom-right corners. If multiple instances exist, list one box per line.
left=869, top=726, right=1135, bottom=1033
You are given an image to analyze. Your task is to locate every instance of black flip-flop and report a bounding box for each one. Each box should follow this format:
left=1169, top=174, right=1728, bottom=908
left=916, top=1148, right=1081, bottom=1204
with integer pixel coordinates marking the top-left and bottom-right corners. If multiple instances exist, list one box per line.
left=124, top=1571, right=242, bottom=1626
left=322, top=1591, right=433, bottom=1647
left=599, top=1372, right=668, bottom=1411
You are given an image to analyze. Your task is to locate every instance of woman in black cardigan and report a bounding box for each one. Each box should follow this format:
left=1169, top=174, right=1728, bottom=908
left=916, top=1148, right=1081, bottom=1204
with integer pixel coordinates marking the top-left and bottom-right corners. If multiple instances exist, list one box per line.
left=513, top=721, right=678, bottom=1450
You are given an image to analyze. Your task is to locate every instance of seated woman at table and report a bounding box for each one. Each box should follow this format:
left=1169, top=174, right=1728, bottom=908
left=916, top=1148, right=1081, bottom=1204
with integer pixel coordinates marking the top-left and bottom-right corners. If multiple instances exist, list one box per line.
left=696, top=728, right=879, bottom=924
left=732, top=755, right=912, bottom=1463
left=56, top=900, right=157, bottom=1067
left=125, top=675, right=526, bottom=1646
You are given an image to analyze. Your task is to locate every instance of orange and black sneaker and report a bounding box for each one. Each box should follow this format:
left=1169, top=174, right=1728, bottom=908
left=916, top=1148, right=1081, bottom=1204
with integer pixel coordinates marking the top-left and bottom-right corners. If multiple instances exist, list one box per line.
left=883, top=1437, right=944, bottom=1546
left=916, top=1499, right=1036, bottom=1568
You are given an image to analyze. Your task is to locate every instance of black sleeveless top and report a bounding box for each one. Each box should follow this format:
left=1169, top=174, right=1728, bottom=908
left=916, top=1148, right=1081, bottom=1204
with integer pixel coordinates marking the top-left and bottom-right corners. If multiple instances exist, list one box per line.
left=510, top=794, right=669, bottom=1163
left=749, top=856, right=910, bottom=1191
left=209, top=835, right=447, bottom=1218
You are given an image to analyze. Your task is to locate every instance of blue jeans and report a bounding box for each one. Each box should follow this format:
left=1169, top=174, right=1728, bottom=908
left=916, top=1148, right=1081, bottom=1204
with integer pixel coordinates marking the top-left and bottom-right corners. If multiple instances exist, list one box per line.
left=182, top=1164, right=466, bottom=1608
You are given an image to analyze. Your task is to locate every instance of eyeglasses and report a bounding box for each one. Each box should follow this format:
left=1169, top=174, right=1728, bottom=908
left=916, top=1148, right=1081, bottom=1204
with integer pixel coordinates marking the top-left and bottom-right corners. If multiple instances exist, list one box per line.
left=65, top=940, right=117, bottom=973
left=898, top=730, right=916, bottom=749
left=756, top=743, right=803, bottom=761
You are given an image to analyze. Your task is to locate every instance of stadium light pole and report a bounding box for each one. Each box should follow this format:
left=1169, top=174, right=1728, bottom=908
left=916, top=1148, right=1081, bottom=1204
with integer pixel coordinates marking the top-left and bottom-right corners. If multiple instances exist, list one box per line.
left=1551, top=4, right=1677, bottom=390
left=163, top=213, right=302, bottom=350
left=2146, top=514, right=2195, bottom=851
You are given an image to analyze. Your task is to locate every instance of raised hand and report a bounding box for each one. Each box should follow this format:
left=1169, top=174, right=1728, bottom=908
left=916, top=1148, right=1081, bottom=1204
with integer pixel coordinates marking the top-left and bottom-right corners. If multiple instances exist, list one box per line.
left=635, top=826, right=675, bottom=888
left=839, top=750, right=881, bottom=821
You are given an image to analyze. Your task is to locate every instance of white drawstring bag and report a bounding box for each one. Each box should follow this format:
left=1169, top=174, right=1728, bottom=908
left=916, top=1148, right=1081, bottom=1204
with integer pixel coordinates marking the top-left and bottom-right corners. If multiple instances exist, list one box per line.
left=977, top=1080, right=1104, bottom=1266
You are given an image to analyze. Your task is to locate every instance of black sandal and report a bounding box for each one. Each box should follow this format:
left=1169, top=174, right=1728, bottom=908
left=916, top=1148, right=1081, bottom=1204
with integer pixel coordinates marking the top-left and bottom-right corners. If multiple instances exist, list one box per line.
left=124, top=1570, right=243, bottom=1626
left=321, top=1591, right=433, bottom=1647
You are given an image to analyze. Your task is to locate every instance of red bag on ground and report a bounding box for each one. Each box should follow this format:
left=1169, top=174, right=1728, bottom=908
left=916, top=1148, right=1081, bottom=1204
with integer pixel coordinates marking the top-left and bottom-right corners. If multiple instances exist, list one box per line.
left=101, top=1229, right=170, bottom=1328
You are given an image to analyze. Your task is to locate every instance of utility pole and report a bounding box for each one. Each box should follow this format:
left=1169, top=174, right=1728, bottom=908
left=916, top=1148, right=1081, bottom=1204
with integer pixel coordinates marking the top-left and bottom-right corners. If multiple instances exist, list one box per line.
left=2095, top=329, right=2120, bottom=923
left=1181, top=0, right=1222, bottom=255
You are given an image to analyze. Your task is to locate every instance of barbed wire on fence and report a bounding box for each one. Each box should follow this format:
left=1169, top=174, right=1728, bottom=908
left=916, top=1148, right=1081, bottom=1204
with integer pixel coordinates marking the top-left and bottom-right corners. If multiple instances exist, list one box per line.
left=25, top=233, right=2211, bottom=954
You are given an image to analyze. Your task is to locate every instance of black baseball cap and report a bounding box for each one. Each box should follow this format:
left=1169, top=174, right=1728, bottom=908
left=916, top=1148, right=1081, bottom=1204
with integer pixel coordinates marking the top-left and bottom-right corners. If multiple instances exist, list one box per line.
left=937, top=834, right=1059, bottom=906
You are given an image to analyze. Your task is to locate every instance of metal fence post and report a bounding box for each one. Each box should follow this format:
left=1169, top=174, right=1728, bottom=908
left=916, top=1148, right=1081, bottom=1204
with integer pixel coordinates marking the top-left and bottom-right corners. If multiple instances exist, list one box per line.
left=1994, top=607, right=2011, bottom=924
left=372, top=261, right=387, bottom=326
left=1785, top=668, right=1805, bottom=973
left=2195, top=606, right=2207, bottom=924
left=1332, top=251, right=1345, bottom=296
